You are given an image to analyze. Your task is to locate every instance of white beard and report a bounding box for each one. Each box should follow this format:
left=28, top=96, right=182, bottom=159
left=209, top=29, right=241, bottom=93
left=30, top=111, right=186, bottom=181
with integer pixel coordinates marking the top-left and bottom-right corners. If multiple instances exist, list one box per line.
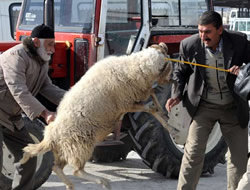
left=37, top=39, right=52, bottom=62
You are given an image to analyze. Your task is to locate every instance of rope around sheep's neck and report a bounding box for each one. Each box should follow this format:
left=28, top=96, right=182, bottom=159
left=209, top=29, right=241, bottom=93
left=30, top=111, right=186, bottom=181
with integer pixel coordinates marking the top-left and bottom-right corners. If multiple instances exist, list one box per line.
left=165, top=57, right=230, bottom=72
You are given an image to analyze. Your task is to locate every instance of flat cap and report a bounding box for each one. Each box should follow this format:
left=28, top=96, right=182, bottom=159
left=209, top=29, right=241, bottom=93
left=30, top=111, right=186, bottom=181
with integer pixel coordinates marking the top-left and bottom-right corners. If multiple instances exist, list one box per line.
left=31, top=24, right=55, bottom=39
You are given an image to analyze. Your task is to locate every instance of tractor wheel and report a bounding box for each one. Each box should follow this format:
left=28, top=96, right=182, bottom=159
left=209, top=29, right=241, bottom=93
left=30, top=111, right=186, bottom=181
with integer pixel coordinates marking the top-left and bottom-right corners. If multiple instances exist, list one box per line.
left=2, top=116, right=53, bottom=190
left=90, top=115, right=134, bottom=163
left=128, top=84, right=227, bottom=178
left=91, top=131, right=134, bottom=163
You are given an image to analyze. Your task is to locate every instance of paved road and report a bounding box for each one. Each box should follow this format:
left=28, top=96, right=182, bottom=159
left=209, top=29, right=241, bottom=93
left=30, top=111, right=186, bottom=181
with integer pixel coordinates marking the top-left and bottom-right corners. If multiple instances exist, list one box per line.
left=40, top=151, right=227, bottom=190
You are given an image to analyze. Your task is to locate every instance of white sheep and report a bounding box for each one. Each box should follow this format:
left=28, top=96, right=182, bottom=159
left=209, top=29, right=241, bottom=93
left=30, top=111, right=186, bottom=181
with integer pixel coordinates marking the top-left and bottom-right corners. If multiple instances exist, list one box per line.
left=20, top=42, right=174, bottom=190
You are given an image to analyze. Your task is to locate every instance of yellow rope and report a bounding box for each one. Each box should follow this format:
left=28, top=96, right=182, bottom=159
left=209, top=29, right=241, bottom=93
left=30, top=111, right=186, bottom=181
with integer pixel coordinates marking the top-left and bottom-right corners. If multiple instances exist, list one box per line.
left=165, top=57, right=230, bottom=72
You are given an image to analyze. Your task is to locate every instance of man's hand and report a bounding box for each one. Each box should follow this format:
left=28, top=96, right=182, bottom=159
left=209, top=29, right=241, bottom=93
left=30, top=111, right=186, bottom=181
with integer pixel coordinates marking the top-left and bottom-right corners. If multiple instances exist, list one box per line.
left=229, top=65, right=240, bottom=75
left=40, top=109, right=56, bottom=124
left=165, top=97, right=180, bottom=112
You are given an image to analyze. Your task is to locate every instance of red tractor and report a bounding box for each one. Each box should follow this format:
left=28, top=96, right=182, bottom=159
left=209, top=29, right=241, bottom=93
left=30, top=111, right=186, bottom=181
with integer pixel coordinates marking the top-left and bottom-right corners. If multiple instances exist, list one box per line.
left=1, top=0, right=247, bottom=189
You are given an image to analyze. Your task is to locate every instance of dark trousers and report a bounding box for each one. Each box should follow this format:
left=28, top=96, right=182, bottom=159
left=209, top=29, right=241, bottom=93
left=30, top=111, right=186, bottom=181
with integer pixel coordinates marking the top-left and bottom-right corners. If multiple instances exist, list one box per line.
left=0, top=125, right=37, bottom=190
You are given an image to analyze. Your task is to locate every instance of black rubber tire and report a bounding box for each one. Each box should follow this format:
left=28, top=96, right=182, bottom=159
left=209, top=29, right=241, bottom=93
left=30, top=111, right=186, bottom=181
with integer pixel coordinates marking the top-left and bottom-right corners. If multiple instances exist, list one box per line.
left=2, top=116, right=53, bottom=190
left=128, top=84, right=227, bottom=178
left=90, top=115, right=134, bottom=163
left=91, top=133, right=133, bottom=163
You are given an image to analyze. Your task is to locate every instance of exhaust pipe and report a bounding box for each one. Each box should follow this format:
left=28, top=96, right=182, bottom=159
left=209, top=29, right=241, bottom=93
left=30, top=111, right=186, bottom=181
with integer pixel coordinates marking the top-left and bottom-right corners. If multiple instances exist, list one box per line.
left=44, top=0, right=54, bottom=29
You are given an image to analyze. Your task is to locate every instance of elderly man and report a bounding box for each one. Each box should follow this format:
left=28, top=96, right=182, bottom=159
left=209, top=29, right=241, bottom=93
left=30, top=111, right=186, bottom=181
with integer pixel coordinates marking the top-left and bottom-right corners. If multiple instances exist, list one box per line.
left=0, top=24, right=65, bottom=189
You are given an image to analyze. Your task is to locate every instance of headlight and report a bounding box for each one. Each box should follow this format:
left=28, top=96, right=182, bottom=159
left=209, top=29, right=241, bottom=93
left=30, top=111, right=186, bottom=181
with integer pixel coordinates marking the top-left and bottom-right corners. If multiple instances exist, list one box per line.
left=74, top=39, right=89, bottom=83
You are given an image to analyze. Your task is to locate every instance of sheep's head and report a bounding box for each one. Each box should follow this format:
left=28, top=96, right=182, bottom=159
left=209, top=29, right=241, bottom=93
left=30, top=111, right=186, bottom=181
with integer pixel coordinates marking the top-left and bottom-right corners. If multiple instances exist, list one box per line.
left=157, top=58, right=173, bottom=85
left=149, top=42, right=173, bottom=85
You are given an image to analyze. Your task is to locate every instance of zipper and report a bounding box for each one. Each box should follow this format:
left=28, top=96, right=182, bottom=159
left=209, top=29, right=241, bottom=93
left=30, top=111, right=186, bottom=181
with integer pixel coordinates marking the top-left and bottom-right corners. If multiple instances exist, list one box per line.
left=215, top=60, right=223, bottom=99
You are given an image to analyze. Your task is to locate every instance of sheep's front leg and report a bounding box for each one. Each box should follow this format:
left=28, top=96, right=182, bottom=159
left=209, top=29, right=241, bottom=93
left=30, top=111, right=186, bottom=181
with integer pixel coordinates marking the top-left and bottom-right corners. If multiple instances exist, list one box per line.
left=52, top=165, right=74, bottom=190
left=130, top=102, right=179, bottom=136
left=74, top=169, right=111, bottom=190
left=149, top=110, right=179, bottom=134
left=149, top=92, right=180, bottom=135
left=150, top=92, right=165, bottom=113
left=129, top=92, right=163, bottom=115
left=129, top=102, right=160, bottom=115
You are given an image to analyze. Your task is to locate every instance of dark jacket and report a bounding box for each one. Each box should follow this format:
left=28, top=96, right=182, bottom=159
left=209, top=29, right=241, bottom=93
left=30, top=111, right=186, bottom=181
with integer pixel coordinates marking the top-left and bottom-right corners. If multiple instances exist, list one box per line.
left=173, top=30, right=250, bottom=128
left=234, top=64, right=250, bottom=101
left=234, top=63, right=250, bottom=154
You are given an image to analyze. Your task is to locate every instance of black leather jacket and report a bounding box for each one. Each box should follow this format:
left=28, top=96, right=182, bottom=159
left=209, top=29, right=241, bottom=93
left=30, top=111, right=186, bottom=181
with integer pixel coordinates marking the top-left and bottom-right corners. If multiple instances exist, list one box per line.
left=235, top=63, right=250, bottom=154
left=234, top=64, right=250, bottom=101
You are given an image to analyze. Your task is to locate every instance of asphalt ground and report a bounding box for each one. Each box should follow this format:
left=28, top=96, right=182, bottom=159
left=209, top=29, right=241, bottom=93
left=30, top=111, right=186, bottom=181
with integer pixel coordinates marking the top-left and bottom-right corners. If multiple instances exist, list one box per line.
left=39, top=151, right=227, bottom=190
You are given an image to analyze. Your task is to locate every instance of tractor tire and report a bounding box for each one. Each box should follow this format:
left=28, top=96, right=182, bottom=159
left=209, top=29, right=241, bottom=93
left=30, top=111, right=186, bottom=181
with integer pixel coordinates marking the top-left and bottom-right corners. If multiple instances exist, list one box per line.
left=128, top=84, right=227, bottom=178
left=2, top=116, right=53, bottom=190
left=91, top=132, right=134, bottom=163
left=90, top=115, right=134, bottom=163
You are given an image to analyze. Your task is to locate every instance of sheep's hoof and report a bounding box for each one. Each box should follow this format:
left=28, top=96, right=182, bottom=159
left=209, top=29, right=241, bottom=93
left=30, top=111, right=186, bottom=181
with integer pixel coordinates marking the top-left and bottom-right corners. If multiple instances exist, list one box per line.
left=66, top=185, right=74, bottom=190
left=100, top=179, right=111, bottom=190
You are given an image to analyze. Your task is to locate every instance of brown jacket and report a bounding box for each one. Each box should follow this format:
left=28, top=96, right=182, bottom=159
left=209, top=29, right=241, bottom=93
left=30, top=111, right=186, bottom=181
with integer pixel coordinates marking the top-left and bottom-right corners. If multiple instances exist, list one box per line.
left=0, top=38, right=65, bottom=131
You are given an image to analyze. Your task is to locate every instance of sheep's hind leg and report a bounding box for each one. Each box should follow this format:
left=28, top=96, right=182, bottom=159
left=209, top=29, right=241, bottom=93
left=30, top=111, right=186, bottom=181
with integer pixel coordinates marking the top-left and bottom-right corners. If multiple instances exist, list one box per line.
left=74, top=169, right=111, bottom=190
left=52, top=165, right=74, bottom=190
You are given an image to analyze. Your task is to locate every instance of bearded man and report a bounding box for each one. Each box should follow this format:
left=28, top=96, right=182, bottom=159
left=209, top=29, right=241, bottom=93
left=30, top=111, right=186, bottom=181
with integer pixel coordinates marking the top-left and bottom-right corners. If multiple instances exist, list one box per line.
left=0, top=24, right=65, bottom=189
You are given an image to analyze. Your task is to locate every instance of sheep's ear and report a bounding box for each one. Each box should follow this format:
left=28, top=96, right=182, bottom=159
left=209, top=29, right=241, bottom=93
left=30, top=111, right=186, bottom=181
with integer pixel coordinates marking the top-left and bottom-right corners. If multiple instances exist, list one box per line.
left=159, top=42, right=168, bottom=54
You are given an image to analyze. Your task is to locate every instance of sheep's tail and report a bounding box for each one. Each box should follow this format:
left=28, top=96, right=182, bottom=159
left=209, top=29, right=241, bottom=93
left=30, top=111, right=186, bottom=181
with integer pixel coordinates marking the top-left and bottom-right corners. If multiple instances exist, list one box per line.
left=20, top=140, right=51, bottom=164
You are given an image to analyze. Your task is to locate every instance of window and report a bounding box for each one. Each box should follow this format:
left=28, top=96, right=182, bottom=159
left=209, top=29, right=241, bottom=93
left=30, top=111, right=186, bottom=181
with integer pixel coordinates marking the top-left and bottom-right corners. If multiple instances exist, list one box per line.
left=9, top=3, right=22, bottom=40
left=104, top=0, right=141, bottom=56
left=231, top=11, right=236, bottom=18
left=247, top=21, right=250, bottom=31
left=151, top=0, right=207, bottom=27
left=19, top=0, right=94, bottom=33
left=238, top=21, right=246, bottom=31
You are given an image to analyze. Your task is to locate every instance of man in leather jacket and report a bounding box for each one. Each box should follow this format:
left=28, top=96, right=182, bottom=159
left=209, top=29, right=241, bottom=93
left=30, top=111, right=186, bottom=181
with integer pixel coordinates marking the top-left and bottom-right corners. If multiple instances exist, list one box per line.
left=166, top=11, right=250, bottom=190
